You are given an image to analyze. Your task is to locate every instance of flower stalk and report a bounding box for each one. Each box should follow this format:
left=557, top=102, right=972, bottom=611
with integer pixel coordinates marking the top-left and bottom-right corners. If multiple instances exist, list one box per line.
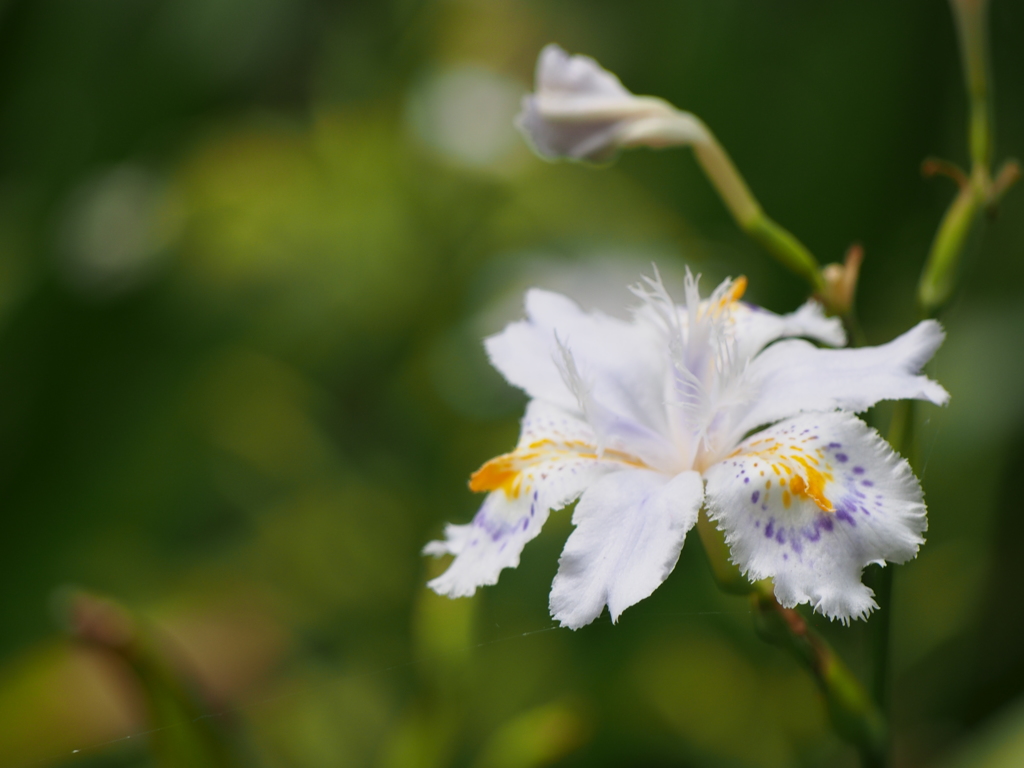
left=918, top=175, right=985, bottom=315
left=695, top=518, right=886, bottom=764
left=951, top=0, right=993, bottom=176
left=515, top=45, right=833, bottom=303
left=751, top=587, right=887, bottom=765
left=688, top=130, right=825, bottom=295
left=869, top=394, right=919, bottom=714
left=918, top=0, right=1019, bottom=317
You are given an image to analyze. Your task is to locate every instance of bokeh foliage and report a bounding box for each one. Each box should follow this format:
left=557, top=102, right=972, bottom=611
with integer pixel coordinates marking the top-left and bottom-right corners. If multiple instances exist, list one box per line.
left=0, top=1, right=1023, bottom=766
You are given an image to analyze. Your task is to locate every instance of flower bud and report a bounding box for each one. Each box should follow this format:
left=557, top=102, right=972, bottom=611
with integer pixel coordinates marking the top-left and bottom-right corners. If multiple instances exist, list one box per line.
left=515, top=44, right=709, bottom=163
left=818, top=243, right=863, bottom=317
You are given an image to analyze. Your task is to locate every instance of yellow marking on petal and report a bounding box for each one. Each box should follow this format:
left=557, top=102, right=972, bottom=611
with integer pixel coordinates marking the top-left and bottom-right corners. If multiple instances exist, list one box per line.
left=788, top=463, right=834, bottom=512
left=469, top=441, right=648, bottom=498
left=782, top=491, right=792, bottom=508
left=470, top=455, right=525, bottom=497
left=728, top=439, right=836, bottom=513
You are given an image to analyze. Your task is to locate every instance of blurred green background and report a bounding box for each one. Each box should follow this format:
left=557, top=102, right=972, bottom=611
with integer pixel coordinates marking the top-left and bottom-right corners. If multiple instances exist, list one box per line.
left=0, top=1, right=1023, bottom=766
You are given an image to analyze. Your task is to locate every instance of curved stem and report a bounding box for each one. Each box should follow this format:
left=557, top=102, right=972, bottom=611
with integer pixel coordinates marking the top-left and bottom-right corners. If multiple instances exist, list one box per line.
left=918, top=181, right=984, bottom=316
left=689, top=129, right=826, bottom=296
left=918, top=0, right=1017, bottom=317
left=695, top=514, right=886, bottom=763
left=750, top=584, right=887, bottom=767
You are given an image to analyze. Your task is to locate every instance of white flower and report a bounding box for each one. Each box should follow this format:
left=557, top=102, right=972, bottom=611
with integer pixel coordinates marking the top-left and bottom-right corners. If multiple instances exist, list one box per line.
left=424, top=271, right=948, bottom=628
left=516, top=44, right=709, bottom=162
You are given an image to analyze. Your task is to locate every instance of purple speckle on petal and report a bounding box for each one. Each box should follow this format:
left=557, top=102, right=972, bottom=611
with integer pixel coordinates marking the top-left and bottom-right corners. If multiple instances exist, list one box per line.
left=744, top=477, right=750, bottom=484
left=836, top=453, right=848, bottom=463
left=765, top=520, right=775, bottom=538
left=836, top=507, right=856, bottom=526
left=821, top=516, right=834, bottom=532
left=751, top=491, right=760, bottom=503
left=775, top=528, right=786, bottom=544
left=521, top=518, right=529, bottom=531
left=853, top=466, right=865, bottom=475
left=828, top=442, right=842, bottom=449
left=862, top=480, right=874, bottom=487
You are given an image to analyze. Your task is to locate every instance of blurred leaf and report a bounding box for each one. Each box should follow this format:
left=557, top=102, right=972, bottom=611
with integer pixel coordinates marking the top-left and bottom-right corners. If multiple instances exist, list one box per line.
left=631, top=628, right=829, bottom=768
left=943, top=696, right=1024, bottom=768
left=174, top=110, right=433, bottom=360
left=415, top=560, right=477, bottom=679
left=472, top=700, right=588, bottom=768
left=0, top=642, right=138, bottom=768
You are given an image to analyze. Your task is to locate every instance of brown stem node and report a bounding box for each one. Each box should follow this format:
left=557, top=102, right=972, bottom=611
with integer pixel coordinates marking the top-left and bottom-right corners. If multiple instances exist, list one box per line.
left=921, top=157, right=969, bottom=188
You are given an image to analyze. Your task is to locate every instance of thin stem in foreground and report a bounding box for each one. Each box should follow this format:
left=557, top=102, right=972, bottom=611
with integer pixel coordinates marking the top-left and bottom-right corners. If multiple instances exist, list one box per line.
left=695, top=512, right=887, bottom=765
left=868, top=398, right=918, bottom=720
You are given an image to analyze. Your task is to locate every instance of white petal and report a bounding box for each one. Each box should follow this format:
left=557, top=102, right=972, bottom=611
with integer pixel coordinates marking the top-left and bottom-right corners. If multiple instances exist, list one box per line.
left=704, top=412, right=927, bottom=623
left=534, top=44, right=634, bottom=104
left=516, top=95, right=623, bottom=162
left=732, top=299, right=846, bottom=362
left=549, top=469, right=703, bottom=629
left=515, top=45, right=705, bottom=162
left=734, top=320, right=949, bottom=437
left=425, top=400, right=625, bottom=597
left=485, top=288, right=676, bottom=468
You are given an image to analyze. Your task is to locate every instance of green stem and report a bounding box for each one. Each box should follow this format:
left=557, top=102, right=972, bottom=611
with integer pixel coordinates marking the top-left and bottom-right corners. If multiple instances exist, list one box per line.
left=695, top=515, right=886, bottom=762
left=918, top=0, right=1007, bottom=317
left=750, top=585, right=887, bottom=767
left=696, top=509, right=749, bottom=594
left=918, top=181, right=984, bottom=316
left=949, top=0, right=993, bottom=175
left=862, top=398, right=918, bottom=760
left=744, top=214, right=826, bottom=294
left=690, top=130, right=825, bottom=295
left=843, top=309, right=869, bottom=349
left=869, top=568, right=894, bottom=718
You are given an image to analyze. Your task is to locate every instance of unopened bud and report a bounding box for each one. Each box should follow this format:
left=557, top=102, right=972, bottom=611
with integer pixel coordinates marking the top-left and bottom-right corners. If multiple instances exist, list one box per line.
left=818, top=243, right=863, bottom=317
left=516, top=45, right=710, bottom=164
